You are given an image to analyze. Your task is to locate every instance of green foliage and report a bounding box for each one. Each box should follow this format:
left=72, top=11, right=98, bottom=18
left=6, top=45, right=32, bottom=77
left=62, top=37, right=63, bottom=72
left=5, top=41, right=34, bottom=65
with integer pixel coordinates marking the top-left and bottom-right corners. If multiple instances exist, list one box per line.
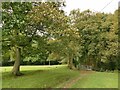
left=2, top=2, right=67, bottom=64
left=2, top=2, right=118, bottom=71
left=2, top=2, right=33, bottom=61
left=69, top=9, right=118, bottom=70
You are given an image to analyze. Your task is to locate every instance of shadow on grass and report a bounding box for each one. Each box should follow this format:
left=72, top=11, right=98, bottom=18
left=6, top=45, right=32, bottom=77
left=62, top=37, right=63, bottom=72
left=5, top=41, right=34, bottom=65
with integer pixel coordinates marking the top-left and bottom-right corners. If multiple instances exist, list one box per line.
left=2, top=70, right=46, bottom=79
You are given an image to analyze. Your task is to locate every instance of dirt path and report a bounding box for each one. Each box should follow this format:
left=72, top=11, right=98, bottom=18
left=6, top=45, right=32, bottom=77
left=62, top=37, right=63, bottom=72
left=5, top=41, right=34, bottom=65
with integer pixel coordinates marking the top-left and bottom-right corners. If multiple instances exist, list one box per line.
left=63, top=70, right=94, bottom=88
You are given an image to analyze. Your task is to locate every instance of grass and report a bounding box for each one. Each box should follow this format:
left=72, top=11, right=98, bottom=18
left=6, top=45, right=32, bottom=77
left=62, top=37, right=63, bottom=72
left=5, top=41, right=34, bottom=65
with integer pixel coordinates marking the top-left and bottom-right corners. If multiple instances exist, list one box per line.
left=1, top=65, right=80, bottom=88
left=1, top=65, right=118, bottom=88
left=71, top=72, right=118, bottom=88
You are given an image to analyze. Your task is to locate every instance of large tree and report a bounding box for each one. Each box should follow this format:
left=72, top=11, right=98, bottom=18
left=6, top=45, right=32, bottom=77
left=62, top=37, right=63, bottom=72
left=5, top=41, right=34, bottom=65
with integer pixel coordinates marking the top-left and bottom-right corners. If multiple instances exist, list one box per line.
left=69, top=9, right=118, bottom=70
left=2, top=2, right=33, bottom=75
left=2, top=2, right=67, bottom=75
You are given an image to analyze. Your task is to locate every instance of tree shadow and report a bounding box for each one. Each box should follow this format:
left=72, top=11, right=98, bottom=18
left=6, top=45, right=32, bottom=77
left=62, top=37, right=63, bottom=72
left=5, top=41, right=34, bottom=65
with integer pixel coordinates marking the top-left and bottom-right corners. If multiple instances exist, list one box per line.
left=2, top=69, right=46, bottom=78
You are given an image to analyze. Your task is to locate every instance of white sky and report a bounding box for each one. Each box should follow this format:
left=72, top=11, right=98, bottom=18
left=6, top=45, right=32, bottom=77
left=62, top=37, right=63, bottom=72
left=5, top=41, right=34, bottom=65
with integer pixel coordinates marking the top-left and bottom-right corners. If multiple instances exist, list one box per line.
left=63, top=0, right=120, bottom=15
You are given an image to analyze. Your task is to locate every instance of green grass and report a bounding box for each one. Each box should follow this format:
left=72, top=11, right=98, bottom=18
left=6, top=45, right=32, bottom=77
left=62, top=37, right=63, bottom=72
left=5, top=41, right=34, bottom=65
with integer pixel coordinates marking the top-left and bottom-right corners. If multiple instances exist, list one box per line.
left=1, top=65, right=118, bottom=88
left=71, top=72, right=118, bottom=88
left=1, top=65, right=80, bottom=88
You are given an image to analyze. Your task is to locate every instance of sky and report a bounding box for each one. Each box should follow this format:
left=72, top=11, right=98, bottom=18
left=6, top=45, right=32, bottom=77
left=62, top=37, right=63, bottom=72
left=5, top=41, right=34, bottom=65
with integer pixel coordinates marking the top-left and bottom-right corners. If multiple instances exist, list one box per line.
left=63, top=0, right=120, bottom=15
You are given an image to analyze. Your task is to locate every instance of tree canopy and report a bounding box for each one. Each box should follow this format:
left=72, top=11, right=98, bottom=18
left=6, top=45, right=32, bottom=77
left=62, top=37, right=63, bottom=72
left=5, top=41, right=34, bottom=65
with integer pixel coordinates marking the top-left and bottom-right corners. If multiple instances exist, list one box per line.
left=2, top=2, right=119, bottom=75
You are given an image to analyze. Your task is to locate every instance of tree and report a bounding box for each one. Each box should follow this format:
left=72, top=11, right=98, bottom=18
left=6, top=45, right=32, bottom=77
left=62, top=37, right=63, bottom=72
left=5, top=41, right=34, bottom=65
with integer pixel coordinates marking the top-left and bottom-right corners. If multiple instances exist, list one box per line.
left=2, top=2, right=67, bottom=75
left=69, top=9, right=118, bottom=71
left=47, top=27, right=80, bottom=69
left=2, top=2, right=118, bottom=73
left=2, top=2, right=33, bottom=75
left=27, top=2, right=69, bottom=65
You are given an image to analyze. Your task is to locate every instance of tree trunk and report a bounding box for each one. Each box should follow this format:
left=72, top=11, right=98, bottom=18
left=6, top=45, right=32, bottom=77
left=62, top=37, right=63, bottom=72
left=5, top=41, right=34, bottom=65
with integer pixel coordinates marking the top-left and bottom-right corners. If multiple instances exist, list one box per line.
left=68, top=54, right=76, bottom=70
left=12, top=46, right=22, bottom=76
left=49, top=60, right=50, bottom=66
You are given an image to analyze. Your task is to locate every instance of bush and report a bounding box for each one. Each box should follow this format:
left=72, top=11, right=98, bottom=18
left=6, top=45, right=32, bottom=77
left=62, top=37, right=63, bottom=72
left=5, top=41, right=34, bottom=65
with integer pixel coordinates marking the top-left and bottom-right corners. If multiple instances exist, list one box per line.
left=2, top=60, right=14, bottom=66
left=93, top=61, right=117, bottom=72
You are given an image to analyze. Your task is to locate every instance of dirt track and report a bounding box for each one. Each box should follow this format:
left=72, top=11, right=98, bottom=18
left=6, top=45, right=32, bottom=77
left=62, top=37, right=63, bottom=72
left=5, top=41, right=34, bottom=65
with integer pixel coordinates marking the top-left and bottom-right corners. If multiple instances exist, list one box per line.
left=63, top=70, right=95, bottom=88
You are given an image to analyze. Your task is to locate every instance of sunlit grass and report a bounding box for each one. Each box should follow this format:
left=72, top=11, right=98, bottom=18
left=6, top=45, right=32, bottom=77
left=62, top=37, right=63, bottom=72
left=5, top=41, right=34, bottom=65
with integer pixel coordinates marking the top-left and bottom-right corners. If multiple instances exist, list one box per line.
left=1, top=65, right=118, bottom=88
left=71, top=72, right=118, bottom=88
left=2, top=65, right=80, bottom=88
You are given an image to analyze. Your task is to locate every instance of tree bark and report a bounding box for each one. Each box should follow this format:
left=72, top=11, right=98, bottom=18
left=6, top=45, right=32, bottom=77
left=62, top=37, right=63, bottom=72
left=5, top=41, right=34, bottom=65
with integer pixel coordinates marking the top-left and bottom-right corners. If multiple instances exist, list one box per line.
left=12, top=46, right=22, bottom=76
left=49, top=59, right=50, bottom=66
left=68, top=54, right=76, bottom=70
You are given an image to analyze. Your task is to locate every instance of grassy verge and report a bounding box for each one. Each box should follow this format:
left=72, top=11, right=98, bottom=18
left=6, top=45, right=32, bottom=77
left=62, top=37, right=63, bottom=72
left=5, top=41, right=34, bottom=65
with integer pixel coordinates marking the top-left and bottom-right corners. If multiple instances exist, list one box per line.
left=2, top=65, right=80, bottom=88
left=71, top=71, right=118, bottom=88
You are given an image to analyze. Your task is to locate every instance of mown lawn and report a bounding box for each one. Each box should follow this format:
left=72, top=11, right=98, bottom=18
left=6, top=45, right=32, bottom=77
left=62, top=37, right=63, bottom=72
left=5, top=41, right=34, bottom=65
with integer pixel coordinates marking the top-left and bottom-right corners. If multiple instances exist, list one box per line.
left=71, top=71, right=118, bottom=88
left=1, top=65, right=80, bottom=88
left=1, top=65, right=118, bottom=88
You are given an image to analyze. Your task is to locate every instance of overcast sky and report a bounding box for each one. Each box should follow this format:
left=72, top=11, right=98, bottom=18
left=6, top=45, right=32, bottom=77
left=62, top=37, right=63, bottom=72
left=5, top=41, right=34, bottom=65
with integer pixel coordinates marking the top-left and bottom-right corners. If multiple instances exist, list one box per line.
left=63, top=0, right=120, bottom=15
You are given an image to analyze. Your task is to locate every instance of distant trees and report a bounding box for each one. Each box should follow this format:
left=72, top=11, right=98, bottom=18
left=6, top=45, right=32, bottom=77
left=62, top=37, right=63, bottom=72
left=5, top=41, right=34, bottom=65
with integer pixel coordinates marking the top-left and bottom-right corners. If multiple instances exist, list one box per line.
left=69, top=9, right=118, bottom=71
